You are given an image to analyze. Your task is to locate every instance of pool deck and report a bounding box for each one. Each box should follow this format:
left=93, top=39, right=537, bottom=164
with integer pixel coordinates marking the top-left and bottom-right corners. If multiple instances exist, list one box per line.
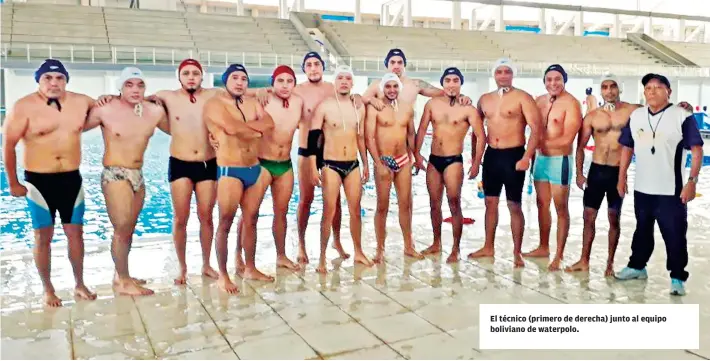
left=2, top=194, right=709, bottom=360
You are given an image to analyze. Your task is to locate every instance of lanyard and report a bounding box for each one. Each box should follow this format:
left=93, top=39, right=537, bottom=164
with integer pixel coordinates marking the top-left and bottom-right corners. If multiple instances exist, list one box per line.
left=647, top=108, right=667, bottom=155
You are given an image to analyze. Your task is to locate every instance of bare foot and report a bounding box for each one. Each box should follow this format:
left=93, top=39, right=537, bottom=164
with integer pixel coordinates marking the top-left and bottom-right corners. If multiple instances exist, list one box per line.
left=297, top=248, right=309, bottom=264
left=333, top=243, right=351, bottom=259
left=74, top=285, right=97, bottom=301
left=404, top=248, right=424, bottom=260
left=513, top=253, right=524, bottom=268
left=422, top=243, right=441, bottom=255
left=373, top=250, right=385, bottom=264
left=217, top=275, right=239, bottom=295
left=523, top=246, right=550, bottom=258
left=276, top=256, right=301, bottom=271
left=564, top=260, right=589, bottom=273
left=354, top=253, right=374, bottom=267
left=115, top=279, right=154, bottom=296
left=242, top=267, right=275, bottom=282
left=202, top=265, right=219, bottom=279
left=604, top=265, right=614, bottom=277
left=44, top=291, right=62, bottom=307
left=316, top=259, right=327, bottom=274
left=467, top=247, right=494, bottom=259
left=446, top=251, right=459, bottom=264
left=113, top=273, right=147, bottom=285
left=174, top=268, right=188, bottom=285
left=548, top=258, right=562, bottom=272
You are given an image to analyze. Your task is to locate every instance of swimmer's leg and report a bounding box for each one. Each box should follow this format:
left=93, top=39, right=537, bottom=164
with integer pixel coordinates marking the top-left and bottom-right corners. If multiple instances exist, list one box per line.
left=241, top=168, right=274, bottom=282
left=104, top=180, right=153, bottom=296
left=524, top=180, right=552, bottom=258
left=442, top=161, right=464, bottom=263
left=317, top=167, right=342, bottom=273
left=374, top=165, right=394, bottom=264
left=215, top=176, right=243, bottom=294
left=296, top=156, right=314, bottom=264
left=271, top=169, right=300, bottom=271
left=606, top=208, right=621, bottom=277
left=170, top=177, right=194, bottom=285
left=195, top=180, right=218, bottom=279
left=423, top=164, right=444, bottom=255
left=34, top=227, right=61, bottom=307
left=63, top=224, right=96, bottom=302
left=547, top=184, right=571, bottom=271
left=566, top=207, right=597, bottom=273
left=342, top=165, right=372, bottom=268
left=393, top=163, right=423, bottom=259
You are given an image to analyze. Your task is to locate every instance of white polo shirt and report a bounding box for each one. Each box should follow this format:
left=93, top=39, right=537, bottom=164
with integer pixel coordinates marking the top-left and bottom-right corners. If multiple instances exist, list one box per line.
left=619, top=103, right=703, bottom=196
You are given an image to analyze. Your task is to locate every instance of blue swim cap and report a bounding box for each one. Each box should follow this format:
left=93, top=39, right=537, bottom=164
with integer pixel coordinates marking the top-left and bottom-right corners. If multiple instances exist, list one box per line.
left=544, top=64, right=567, bottom=83
left=440, top=67, right=464, bottom=86
left=384, top=48, right=407, bottom=68
left=301, top=52, right=325, bottom=73
left=35, top=59, right=69, bottom=83
left=222, top=64, right=249, bottom=86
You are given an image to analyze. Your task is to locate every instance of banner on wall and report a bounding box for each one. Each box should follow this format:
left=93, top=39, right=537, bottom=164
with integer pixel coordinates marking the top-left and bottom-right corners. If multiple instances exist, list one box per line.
left=213, top=75, right=271, bottom=88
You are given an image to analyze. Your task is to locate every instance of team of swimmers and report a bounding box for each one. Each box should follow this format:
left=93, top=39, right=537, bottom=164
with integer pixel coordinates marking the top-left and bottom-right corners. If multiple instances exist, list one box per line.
left=2, top=48, right=702, bottom=307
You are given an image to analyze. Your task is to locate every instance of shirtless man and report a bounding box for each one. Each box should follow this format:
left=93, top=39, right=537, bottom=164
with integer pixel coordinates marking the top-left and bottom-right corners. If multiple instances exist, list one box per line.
left=148, top=59, right=221, bottom=285
left=566, top=73, right=693, bottom=276
left=2, top=59, right=98, bottom=307
left=413, top=67, right=485, bottom=263
left=204, top=64, right=275, bottom=293
left=365, top=73, right=424, bottom=263
left=255, top=52, right=349, bottom=263
left=309, top=65, right=372, bottom=274
left=525, top=64, right=583, bottom=271
left=84, top=67, right=170, bottom=296
left=235, top=65, right=302, bottom=273
left=467, top=58, right=542, bottom=268
left=361, top=48, right=472, bottom=112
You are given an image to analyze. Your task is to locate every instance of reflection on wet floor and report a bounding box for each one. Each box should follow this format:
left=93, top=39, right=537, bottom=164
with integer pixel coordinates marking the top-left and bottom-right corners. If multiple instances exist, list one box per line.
left=2, top=191, right=709, bottom=360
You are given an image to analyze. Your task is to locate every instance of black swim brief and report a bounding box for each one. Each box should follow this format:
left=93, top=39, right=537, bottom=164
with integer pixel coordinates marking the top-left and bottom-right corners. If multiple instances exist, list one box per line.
left=429, top=154, right=463, bottom=174
left=583, top=163, right=623, bottom=211
left=481, top=146, right=526, bottom=203
left=168, top=157, right=218, bottom=184
left=322, top=159, right=359, bottom=180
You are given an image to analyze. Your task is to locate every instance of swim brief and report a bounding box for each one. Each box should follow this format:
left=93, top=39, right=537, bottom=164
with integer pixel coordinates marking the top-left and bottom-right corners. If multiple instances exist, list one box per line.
left=168, top=157, right=217, bottom=184
left=429, top=154, right=463, bottom=174
left=380, top=154, right=410, bottom=173
left=102, top=166, right=145, bottom=192
left=323, top=159, right=359, bottom=180
left=583, top=163, right=623, bottom=211
left=532, top=154, right=572, bottom=186
left=481, top=146, right=526, bottom=203
left=298, top=147, right=324, bottom=170
left=217, top=164, right=262, bottom=189
left=260, top=158, right=293, bottom=178
left=24, top=170, right=85, bottom=229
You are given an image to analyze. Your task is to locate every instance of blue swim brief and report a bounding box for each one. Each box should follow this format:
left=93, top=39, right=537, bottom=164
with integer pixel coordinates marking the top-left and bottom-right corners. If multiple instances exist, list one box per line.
left=217, top=165, right=262, bottom=189
left=532, top=154, right=573, bottom=186
left=24, top=170, right=85, bottom=229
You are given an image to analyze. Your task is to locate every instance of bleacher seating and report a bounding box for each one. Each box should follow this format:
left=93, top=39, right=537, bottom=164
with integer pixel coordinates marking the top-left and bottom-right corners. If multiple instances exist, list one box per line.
left=663, top=41, right=710, bottom=67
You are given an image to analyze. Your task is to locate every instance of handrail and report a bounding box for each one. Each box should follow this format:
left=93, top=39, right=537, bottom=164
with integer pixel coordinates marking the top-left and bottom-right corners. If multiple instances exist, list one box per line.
left=2, top=43, right=709, bottom=78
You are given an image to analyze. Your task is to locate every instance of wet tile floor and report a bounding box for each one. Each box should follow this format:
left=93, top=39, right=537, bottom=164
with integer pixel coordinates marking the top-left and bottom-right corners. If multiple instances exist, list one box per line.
left=2, top=192, right=710, bottom=360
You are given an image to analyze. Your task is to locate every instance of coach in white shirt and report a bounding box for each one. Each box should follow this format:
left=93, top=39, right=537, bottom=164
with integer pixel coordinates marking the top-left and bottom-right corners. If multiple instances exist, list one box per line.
left=615, top=73, right=703, bottom=296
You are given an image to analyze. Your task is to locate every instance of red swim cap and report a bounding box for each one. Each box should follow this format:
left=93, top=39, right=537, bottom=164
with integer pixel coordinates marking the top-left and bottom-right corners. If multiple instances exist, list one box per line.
left=271, top=65, right=296, bottom=85
left=178, top=58, right=203, bottom=74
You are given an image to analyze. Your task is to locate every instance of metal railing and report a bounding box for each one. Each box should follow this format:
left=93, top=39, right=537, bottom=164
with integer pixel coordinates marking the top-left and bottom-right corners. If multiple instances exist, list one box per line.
left=2, top=43, right=710, bottom=78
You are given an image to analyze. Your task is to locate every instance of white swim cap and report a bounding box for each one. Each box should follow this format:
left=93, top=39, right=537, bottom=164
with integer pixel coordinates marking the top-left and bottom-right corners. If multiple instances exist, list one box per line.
left=492, top=58, right=517, bottom=77
left=333, top=64, right=354, bottom=78
left=117, top=67, right=145, bottom=92
left=379, top=73, right=403, bottom=93
left=600, top=72, right=620, bottom=87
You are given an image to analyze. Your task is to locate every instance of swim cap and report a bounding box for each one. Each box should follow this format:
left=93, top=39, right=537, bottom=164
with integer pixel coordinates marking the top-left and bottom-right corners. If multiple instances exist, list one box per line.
left=543, top=64, right=567, bottom=83
left=222, top=64, right=249, bottom=86
left=585, top=87, right=593, bottom=95
left=333, top=64, right=354, bottom=78
left=492, top=58, right=517, bottom=77
left=116, top=67, right=145, bottom=92
left=302, top=52, right=325, bottom=73
left=384, top=48, right=407, bottom=67
left=271, top=65, right=296, bottom=86
left=600, top=72, right=619, bottom=87
left=440, top=67, right=464, bottom=86
left=178, top=58, right=203, bottom=75
left=35, top=59, right=69, bottom=83
left=379, top=73, right=403, bottom=93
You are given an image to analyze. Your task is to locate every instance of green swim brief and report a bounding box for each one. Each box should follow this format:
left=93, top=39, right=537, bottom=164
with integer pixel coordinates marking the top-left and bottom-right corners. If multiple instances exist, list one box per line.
left=259, top=158, right=293, bottom=178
